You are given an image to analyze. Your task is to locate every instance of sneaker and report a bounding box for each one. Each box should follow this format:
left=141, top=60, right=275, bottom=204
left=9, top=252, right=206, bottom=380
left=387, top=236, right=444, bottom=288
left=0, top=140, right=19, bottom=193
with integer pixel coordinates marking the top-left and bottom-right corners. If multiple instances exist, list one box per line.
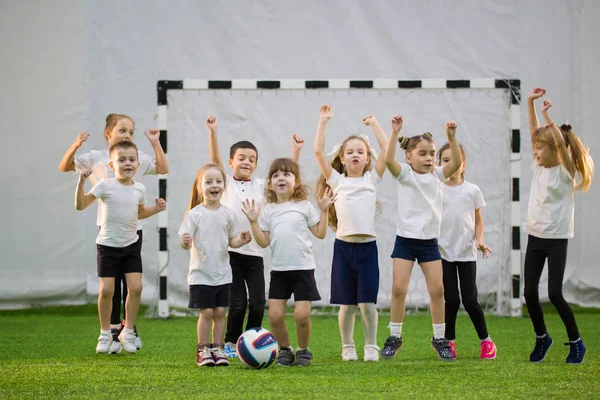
left=108, top=327, right=122, bottom=354
left=480, top=339, right=496, bottom=360
left=364, top=344, right=380, bottom=362
left=530, top=334, right=553, bottom=362
left=96, top=333, right=112, bottom=354
left=342, top=345, right=358, bottom=361
left=565, top=340, right=586, bottom=364
left=275, top=347, right=295, bottom=366
left=118, top=329, right=137, bottom=354
left=293, top=349, right=313, bottom=367
left=431, top=337, right=455, bottom=361
left=448, top=340, right=457, bottom=359
left=210, top=347, right=230, bottom=366
left=381, top=335, right=403, bottom=359
left=224, top=342, right=238, bottom=359
left=133, top=325, right=142, bottom=350
left=197, top=346, right=215, bottom=367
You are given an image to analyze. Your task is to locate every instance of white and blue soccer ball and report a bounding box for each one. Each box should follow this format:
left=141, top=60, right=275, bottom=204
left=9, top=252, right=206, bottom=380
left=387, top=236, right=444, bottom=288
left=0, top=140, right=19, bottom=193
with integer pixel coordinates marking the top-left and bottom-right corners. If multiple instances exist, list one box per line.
left=236, top=327, right=278, bottom=369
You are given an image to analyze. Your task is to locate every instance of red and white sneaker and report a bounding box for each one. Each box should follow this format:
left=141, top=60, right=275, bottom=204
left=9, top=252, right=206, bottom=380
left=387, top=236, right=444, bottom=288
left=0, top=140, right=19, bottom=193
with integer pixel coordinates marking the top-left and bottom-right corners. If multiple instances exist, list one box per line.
left=480, top=339, right=497, bottom=360
left=448, top=340, right=457, bottom=359
left=197, top=346, right=216, bottom=367
left=210, top=346, right=230, bottom=366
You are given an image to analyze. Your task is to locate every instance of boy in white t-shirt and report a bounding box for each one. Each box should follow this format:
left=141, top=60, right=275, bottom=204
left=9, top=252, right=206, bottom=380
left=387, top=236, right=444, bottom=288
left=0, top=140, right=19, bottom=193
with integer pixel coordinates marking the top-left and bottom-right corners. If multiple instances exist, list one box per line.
left=75, top=141, right=160, bottom=355
left=204, top=115, right=303, bottom=357
left=383, top=116, right=462, bottom=362
left=242, top=158, right=334, bottom=367
left=437, top=143, right=496, bottom=360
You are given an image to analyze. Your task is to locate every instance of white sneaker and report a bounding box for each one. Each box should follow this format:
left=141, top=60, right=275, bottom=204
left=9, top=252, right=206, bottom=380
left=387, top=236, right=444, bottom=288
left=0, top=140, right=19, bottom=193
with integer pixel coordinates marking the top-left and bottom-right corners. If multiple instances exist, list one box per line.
left=364, top=344, right=380, bottom=362
left=342, top=345, right=358, bottom=361
left=109, top=340, right=122, bottom=354
left=96, top=333, right=112, bottom=354
left=118, top=329, right=137, bottom=354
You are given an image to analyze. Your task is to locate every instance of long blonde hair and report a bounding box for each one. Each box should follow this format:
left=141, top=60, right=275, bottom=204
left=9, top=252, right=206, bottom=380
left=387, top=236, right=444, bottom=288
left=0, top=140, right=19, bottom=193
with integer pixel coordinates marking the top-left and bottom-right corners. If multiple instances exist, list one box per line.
left=264, top=158, right=308, bottom=203
left=186, top=164, right=227, bottom=212
left=533, top=124, right=594, bottom=192
left=315, top=135, right=374, bottom=230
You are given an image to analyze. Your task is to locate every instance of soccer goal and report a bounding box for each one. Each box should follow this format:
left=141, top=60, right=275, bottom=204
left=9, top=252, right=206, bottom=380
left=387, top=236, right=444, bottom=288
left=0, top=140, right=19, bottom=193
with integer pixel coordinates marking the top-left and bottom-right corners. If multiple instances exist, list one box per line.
left=148, top=78, right=522, bottom=318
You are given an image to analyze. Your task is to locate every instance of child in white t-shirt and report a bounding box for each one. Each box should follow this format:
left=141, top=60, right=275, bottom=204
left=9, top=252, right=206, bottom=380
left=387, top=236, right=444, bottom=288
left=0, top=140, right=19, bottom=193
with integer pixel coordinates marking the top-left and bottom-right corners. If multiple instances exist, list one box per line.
left=242, top=158, right=334, bottom=367
left=524, top=88, right=594, bottom=364
left=60, top=113, right=167, bottom=353
left=437, top=143, right=496, bottom=360
left=75, top=141, right=158, bottom=355
left=314, top=106, right=388, bottom=362
left=179, top=164, right=252, bottom=367
left=383, top=115, right=462, bottom=362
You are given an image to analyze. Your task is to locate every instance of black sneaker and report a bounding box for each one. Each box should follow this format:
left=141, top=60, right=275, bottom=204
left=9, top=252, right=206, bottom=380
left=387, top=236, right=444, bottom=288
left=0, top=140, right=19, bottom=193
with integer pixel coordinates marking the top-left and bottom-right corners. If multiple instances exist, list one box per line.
left=381, top=336, right=403, bottom=359
left=276, top=348, right=295, bottom=366
left=530, top=334, right=553, bottom=362
left=430, top=337, right=455, bottom=362
left=293, top=349, right=313, bottom=367
left=565, top=339, right=586, bottom=364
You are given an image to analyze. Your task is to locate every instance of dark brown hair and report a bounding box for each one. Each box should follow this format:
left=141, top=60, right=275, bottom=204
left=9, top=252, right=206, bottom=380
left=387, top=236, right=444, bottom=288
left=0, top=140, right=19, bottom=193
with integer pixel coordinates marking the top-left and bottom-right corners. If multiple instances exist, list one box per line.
left=104, top=113, right=134, bottom=141
left=398, top=132, right=434, bottom=152
left=109, top=140, right=138, bottom=157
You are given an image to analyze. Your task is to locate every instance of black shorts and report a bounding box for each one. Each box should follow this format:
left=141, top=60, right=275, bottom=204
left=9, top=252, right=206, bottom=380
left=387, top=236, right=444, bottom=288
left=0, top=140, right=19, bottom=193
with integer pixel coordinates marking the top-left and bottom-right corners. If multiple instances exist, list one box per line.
left=96, top=233, right=143, bottom=278
left=189, top=284, right=230, bottom=309
left=269, top=270, right=321, bottom=302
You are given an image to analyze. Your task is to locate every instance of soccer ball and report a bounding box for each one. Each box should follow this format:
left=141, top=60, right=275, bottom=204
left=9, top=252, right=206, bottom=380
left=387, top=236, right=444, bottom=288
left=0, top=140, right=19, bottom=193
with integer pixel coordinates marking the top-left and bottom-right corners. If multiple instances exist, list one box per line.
left=236, top=327, right=278, bottom=369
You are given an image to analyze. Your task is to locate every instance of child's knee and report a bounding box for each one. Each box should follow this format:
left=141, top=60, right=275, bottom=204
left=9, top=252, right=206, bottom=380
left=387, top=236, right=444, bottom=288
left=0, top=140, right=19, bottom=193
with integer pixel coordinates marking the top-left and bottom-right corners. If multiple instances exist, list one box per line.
left=428, top=284, right=444, bottom=300
left=201, top=308, right=214, bottom=319
left=214, top=308, right=226, bottom=320
left=294, top=310, right=311, bottom=326
left=268, top=309, right=285, bottom=325
left=392, top=283, right=408, bottom=298
left=99, top=285, right=114, bottom=299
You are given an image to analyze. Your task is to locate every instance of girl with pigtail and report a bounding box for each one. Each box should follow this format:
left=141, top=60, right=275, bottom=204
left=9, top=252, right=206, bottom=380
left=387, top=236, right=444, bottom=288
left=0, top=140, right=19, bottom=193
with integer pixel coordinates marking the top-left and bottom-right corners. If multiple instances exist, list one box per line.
left=314, top=105, right=388, bottom=362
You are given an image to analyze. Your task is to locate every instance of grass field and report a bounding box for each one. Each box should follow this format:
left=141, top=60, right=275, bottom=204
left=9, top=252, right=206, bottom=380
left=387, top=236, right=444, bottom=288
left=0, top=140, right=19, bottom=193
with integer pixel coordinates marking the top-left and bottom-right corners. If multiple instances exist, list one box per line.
left=0, top=305, right=598, bottom=399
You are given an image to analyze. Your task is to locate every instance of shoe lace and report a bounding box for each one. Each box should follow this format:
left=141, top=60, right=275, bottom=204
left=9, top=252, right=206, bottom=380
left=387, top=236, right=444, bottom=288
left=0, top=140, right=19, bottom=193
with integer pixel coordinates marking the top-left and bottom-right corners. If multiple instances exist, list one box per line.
left=200, top=347, right=212, bottom=358
left=564, top=342, right=580, bottom=357
left=98, top=335, right=111, bottom=344
left=213, top=348, right=227, bottom=358
left=123, top=331, right=136, bottom=345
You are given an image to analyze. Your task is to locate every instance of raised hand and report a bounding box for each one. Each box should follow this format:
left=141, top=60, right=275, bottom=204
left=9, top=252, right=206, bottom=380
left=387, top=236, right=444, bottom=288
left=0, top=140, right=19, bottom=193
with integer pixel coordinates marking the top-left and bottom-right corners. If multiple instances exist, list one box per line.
left=144, top=129, right=160, bottom=144
left=291, top=133, right=305, bottom=150
left=316, top=187, right=336, bottom=211
left=155, top=198, right=167, bottom=212
left=241, top=199, right=261, bottom=222
left=181, top=233, right=193, bottom=247
left=362, top=114, right=377, bottom=126
left=391, top=115, right=403, bottom=134
left=445, top=121, right=458, bottom=139
left=205, top=115, right=218, bottom=131
left=476, top=242, right=492, bottom=259
left=74, top=131, right=90, bottom=147
left=319, top=105, right=334, bottom=121
left=239, top=230, right=252, bottom=244
left=541, top=99, right=553, bottom=114
left=528, top=87, right=546, bottom=101
left=79, top=170, right=92, bottom=181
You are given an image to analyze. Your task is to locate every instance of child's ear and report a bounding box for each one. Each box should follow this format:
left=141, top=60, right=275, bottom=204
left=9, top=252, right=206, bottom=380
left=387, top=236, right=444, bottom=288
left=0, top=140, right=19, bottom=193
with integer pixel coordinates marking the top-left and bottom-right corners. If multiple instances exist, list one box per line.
left=228, top=159, right=234, bottom=169
left=108, top=160, right=115, bottom=171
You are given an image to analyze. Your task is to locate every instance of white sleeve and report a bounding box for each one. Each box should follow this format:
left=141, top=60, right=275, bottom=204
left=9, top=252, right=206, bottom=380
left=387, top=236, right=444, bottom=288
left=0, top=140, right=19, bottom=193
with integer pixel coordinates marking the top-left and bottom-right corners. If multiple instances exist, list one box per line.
left=306, top=202, right=321, bottom=227
left=258, top=207, right=270, bottom=232
left=326, top=169, right=343, bottom=191
left=137, top=183, right=146, bottom=205
left=434, top=166, right=446, bottom=181
left=474, top=186, right=486, bottom=210
left=138, top=151, right=157, bottom=176
left=558, top=164, right=574, bottom=184
left=366, top=169, right=382, bottom=188
left=395, top=163, right=411, bottom=183
left=74, top=151, right=95, bottom=173
left=178, top=211, right=198, bottom=236
left=89, top=179, right=106, bottom=199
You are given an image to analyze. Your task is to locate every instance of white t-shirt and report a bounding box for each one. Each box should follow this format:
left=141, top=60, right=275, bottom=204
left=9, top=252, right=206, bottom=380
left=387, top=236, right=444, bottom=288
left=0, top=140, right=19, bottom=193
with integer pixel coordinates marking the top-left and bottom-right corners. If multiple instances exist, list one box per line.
left=524, top=161, right=574, bottom=239
left=439, top=181, right=486, bottom=261
left=220, top=174, right=266, bottom=257
left=178, top=204, right=240, bottom=286
left=74, top=148, right=157, bottom=228
left=327, top=169, right=381, bottom=238
left=258, top=200, right=320, bottom=271
left=90, top=178, right=146, bottom=248
left=394, top=163, right=446, bottom=240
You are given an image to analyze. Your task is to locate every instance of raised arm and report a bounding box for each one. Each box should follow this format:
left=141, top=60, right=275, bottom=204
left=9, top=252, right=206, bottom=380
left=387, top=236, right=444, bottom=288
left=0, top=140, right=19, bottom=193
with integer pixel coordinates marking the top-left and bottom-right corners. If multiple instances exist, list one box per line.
left=384, top=115, right=403, bottom=178
left=541, top=100, right=575, bottom=178
left=59, top=132, right=89, bottom=172
left=442, top=121, right=462, bottom=179
left=291, top=133, right=305, bottom=165
left=361, top=115, right=388, bottom=178
left=475, top=208, right=492, bottom=258
left=75, top=171, right=97, bottom=210
left=241, top=199, right=270, bottom=248
left=144, top=129, right=169, bottom=174
left=314, top=105, right=334, bottom=179
left=310, top=188, right=336, bottom=239
left=205, top=115, right=223, bottom=168
left=527, top=87, right=546, bottom=150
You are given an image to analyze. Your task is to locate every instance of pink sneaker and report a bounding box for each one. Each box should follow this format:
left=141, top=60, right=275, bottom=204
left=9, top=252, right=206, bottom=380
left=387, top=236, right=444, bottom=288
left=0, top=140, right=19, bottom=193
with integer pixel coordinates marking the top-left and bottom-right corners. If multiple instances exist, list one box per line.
left=480, top=339, right=497, bottom=360
left=448, top=340, right=457, bottom=359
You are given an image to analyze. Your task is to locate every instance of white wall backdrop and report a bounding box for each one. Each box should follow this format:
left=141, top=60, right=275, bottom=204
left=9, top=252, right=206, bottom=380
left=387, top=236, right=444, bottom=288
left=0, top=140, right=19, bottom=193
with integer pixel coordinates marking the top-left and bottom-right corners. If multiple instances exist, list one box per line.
left=1, top=0, right=599, bottom=309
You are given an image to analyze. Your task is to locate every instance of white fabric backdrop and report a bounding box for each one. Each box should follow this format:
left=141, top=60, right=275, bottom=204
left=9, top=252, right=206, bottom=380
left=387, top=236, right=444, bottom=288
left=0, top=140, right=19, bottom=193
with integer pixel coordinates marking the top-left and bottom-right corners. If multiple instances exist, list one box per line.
left=1, top=0, right=599, bottom=309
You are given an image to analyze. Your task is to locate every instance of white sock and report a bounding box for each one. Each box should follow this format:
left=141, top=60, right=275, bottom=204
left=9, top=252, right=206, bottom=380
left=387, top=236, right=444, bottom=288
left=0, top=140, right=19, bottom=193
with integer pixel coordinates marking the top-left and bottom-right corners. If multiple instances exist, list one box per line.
left=570, top=338, right=581, bottom=343
left=433, top=324, right=445, bottom=339
left=297, top=347, right=308, bottom=352
left=100, top=329, right=111, bottom=336
left=480, top=336, right=491, bottom=343
left=359, top=303, right=378, bottom=346
left=110, top=324, right=121, bottom=330
left=536, top=333, right=547, bottom=339
left=388, top=322, right=403, bottom=338
left=122, top=327, right=134, bottom=335
left=338, top=305, right=357, bottom=346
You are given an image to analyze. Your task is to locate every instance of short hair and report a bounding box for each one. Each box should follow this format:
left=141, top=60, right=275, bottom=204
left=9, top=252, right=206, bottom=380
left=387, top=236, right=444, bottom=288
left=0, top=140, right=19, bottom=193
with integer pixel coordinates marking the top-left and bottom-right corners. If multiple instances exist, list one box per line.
left=109, top=141, right=138, bottom=157
left=229, top=141, right=258, bottom=161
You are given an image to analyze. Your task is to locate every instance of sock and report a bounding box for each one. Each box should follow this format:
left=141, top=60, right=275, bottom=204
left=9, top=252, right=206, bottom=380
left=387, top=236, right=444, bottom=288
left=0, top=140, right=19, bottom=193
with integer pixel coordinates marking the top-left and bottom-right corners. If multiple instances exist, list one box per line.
left=536, top=333, right=547, bottom=339
left=388, top=322, right=403, bottom=338
left=570, top=338, right=581, bottom=343
left=100, top=329, right=111, bottom=336
left=122, top=327, right=134, bottom=336
left=480, top=336, right=491, bottom=343
left=433, top=324, right=445, bottom=339
left=297, top=347, right=307, bottom=352
left=338, top=305, right=357, bottom=346
left=198, top=343, right=210, bottom=349
left=110, top=324, right=121, bottom=330
left=359, top=303, right=378, bottom=346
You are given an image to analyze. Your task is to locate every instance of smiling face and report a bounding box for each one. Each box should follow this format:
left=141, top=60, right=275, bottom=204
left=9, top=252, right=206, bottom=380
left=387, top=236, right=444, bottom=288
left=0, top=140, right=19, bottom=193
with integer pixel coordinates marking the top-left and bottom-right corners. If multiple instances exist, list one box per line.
left=198, top=167, right=226, bottom=203
left=228, top=148, right=258, bottom=180
left=109, top=147, right=139, bottom=181
left=533, top=141, right=559, bottom=167
left=105, top=118, right=135, bottom=147
left=406, top=140, right=436, bottom=174
left=340, top=137, right=370, bottom=176
left=269, top=169, right=297, bottom=199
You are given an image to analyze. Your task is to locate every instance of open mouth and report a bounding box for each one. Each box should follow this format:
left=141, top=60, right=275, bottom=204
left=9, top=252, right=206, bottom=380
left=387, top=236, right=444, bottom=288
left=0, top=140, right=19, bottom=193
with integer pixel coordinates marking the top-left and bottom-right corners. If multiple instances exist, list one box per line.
left=351, top=159, right=359, bottom=165
left=209, top=190, right=220, bottom=195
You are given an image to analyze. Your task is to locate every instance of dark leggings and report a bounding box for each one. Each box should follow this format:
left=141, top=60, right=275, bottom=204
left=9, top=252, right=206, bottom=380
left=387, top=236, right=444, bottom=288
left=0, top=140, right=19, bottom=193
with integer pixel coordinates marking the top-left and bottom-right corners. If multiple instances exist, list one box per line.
left=109, top=230, right=142, bottom=325
left=524, top=235, right=580, bottom=341
left=442, top=260, right=489, bottom=341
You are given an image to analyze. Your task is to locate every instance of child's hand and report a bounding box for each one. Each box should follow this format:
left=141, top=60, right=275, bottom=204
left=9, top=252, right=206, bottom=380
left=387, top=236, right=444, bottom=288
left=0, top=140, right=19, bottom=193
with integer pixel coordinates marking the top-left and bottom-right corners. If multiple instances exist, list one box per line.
left=241, top=199, right=261, bottom=222
left=155, top=198, right=167, bottom=212
left=391, top=115, right=403, bottom=134
left=528, top=87, right=546, bottom=101
left=445, top=121, right=458, bottom=139
left=319, top=105, right=334, bottom=122
left=79, top=170, right=92, bottom=181
left=362, top=114, right=377, bottom=126
left=205, top=115, right=218, bottom=131
left=291, top=133, right=305, bottom=150
left=317, top=187, right=336, bottom=211
left=541, top=99, right=553, bottom=114
left=239, top=230, right=252, bottom=245
left=476, top=242, right=492, bottom=259
left=181, top=233, right=192, bottom=247
left=144, top=129, right=160, bottom=144
left=74, top=131, right=90, bottom=147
